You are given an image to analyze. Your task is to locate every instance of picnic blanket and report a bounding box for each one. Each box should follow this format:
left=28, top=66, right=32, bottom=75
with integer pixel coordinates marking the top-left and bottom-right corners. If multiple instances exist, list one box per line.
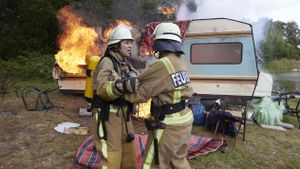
left=75, top=134, right=227, bottom=169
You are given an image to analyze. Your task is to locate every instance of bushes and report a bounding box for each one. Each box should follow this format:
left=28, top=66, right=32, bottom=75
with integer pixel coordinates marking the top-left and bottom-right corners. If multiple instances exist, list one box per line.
left=14, top=52, right=55, bottom=80
left=263, top=59, right=300, bottom=72
left=0, top=52, right=54, bottom=101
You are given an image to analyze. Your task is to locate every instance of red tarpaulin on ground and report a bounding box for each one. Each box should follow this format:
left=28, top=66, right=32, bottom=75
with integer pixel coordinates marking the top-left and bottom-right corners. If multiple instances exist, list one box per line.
left=75, top=134, right=227, bottom=169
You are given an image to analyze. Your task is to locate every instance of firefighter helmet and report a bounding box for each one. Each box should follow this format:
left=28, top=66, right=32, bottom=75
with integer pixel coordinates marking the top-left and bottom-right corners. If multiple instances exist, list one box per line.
left=152, top=39, right=183, bottom=53
left=107, top=25, right=133, bottom=46
left=153, top=22, right=182, bottom=42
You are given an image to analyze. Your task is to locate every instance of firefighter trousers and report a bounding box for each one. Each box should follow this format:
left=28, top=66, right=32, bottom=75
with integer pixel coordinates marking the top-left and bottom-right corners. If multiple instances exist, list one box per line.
left=143, top=122, right=193, bottom=169
left=95, top=112, right=136, bottom=169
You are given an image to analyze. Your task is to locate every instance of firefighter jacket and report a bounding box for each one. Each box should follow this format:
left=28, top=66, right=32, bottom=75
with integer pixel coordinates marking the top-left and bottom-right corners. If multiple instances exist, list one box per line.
left=124, top=53, right=194, bottom=126
left=92, top=50, right=138, bottom=169
left=93, top=50, right=139, bottom=101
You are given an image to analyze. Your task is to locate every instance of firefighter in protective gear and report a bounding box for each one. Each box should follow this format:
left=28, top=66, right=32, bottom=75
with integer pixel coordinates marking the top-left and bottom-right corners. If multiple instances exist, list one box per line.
left=92, top=25, right=139, bottom=169
left=124, top=22, right=194, bottom=169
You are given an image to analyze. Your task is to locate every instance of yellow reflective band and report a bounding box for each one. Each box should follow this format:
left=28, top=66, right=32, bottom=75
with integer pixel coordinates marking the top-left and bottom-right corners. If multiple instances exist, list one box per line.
left=105, top=81, right=117, bottom=99
left=160, top=57, right=175, bottom=74
left=163, top=110, right=193, bottom=125
left=102, top=166, right=107, bottom=169
left=109, top=105, right=127, bottom=114
left=143, top=164, right=150, bottom=169
left=95, top=112, right=98, bottom=122
left=99, top=121, right=108, bottom=158
left=160, top=59, right=172, bottom=74
left=173, top=88, right=182, bottom=103
left=109, top=105, right=119, bottom=114
left=160, top=58, right=183, bottom=103
left=98, top=120, right=104, bottom=137
left=101, top=139, right=107, bottom=158
left=164, top=57, right=175, bottom=73
left=143, top=129, right=164, bottom=169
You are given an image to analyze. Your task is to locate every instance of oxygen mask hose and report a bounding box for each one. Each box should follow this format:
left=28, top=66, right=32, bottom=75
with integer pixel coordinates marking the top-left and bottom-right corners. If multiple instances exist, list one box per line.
left=121, top=107, right=135, bottom=143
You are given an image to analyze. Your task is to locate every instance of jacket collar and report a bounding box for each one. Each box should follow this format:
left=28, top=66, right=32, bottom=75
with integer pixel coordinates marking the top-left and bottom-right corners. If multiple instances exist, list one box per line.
left=109, top=50, right=126, bottom=63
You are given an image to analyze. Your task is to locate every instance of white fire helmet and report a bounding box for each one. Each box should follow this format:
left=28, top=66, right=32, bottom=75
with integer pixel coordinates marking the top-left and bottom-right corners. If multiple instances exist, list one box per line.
left=107, top=25, right=133, bottom=46
left=153, top=22, right=182, bottom=42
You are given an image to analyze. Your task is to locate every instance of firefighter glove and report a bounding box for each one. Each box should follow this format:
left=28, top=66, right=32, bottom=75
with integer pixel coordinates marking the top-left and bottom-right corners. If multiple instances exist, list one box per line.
left=125, top=77, right=139, bottom=93
left=115, top=77, right=139, bottom=94
left=127, top=71, right=138, bottom=78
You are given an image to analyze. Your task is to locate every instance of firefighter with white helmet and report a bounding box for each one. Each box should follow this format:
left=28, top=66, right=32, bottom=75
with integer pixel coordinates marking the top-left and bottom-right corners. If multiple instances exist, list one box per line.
left=92, top=25, right=139, bottom=169
left=124, top=22, right=194, bottom=169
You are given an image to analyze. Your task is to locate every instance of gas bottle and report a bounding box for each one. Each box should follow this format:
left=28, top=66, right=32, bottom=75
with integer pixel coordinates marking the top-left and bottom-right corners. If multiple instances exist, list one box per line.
left=84, top=55, right=100, bottom=102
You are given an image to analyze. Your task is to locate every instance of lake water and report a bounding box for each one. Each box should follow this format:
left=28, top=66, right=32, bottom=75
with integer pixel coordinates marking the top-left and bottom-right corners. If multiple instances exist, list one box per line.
left=271, top=71, right=300, bottom=92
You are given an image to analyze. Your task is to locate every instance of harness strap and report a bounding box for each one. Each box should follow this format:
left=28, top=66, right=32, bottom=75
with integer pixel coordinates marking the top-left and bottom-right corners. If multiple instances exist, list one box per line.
left=150, top=100, right=186, bottom=119
left=162, top=100, right=186, bottom=115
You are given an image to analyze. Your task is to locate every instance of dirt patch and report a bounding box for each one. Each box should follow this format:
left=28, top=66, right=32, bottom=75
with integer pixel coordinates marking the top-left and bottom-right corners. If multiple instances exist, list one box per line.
left=2, top=92, right=300, bottom=169
left=0, top=94, right=148, bottom=169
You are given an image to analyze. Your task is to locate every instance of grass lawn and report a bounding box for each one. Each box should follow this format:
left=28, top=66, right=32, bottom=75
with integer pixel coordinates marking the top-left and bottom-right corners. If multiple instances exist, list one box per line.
left=0, top=80, right=300, bottom=169
left=190, top=115, right=300, bottom=169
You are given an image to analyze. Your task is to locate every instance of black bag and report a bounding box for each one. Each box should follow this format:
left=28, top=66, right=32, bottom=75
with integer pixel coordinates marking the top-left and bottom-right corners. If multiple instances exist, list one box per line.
left=206, top=110, right=238, bottom=137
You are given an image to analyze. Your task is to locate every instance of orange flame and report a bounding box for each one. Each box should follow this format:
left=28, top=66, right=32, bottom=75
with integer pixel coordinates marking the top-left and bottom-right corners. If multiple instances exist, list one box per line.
left=55, top=4, right=100, bottom=74
left=157, top=6, right=175, bottom=19
left=103, top=19, right=133, bottom=43
left=135, top=100, right=151, bottom=119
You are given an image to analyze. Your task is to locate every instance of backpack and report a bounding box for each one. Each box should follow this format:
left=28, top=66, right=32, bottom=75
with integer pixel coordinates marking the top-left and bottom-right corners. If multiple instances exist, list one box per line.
left=191, top=103, right=206, bottom=125
left=206, top=110, right=238, bottom=137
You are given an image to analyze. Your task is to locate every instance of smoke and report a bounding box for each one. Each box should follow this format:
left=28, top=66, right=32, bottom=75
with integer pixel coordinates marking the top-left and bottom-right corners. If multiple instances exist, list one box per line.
left=250, top=18, right=271, bottom=51
left=176, top=0, right=272, bottom=49
left=75, top=0, right=166, bottom=28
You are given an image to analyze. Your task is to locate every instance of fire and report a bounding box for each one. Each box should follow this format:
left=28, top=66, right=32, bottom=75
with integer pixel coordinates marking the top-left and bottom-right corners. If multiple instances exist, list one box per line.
left=157, top=6, right=175, bottom=19
left=103, top=19, right=133, bottom=43
left=135, top=100, right=151, bottom=119
left=54, top=4, right=133, bottom=74
left=55, top=4, right=100, bottom=74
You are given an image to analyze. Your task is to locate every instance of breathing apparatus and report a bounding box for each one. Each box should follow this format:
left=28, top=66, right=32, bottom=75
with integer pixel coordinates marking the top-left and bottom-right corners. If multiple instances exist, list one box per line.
left=84, top=55, right=100, bottom=112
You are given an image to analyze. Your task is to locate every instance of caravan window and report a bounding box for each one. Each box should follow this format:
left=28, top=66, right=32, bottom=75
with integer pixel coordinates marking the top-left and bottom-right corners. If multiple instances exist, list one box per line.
left=191, top=42, right=242, bottom=64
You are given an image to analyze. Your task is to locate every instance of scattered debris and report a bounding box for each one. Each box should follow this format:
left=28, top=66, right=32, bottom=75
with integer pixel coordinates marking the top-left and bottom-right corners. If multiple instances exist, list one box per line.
left=20, top=86, right=59, bottom=111
left=275, top=122, right=294, bottom=129
left=54, top=122, right=88, bottom=135
left=54, top=122, right=80, bottom=133
left=64, top=127, right=88, bottom=135
left=79, top=107, right=92, bottom=117
left=260, top=124, right=287, bottom=131
left=251, top=97, right=285, bottom=125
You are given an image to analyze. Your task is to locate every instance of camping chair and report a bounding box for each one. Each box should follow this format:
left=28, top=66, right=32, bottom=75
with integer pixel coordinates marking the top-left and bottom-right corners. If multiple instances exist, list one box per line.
left=271, top=91, right=300, bottom=128
left=203, top=96, right=250, bottom=142
left=20, top=86, right=59, bottom=111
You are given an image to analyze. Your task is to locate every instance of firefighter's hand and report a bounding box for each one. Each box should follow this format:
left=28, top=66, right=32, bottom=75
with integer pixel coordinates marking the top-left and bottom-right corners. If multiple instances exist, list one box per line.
left=115, top=77, right=139, bottom=94
left=127, top=71, right=138, bottom=78
left=125, top=77, right=139, bottom=93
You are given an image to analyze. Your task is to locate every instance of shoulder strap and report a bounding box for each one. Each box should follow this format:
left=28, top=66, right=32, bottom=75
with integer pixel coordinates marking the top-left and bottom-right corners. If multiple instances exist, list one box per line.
left=99, top=55, right=119, bottom=72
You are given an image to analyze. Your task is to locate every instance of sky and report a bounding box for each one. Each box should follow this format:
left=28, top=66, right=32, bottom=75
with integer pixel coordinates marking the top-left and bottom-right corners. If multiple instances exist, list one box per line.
left=176, top=0, right=300, bottom=47
left=176, top=0, right=300, bottom=25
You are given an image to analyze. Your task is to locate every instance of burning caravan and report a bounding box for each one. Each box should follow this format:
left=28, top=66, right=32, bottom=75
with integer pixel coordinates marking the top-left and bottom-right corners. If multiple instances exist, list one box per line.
left=141, top=18, right=260, bottom=98
left=52, top=6, right=133, bottom=93
left=54, top=18, right=266, bottom=98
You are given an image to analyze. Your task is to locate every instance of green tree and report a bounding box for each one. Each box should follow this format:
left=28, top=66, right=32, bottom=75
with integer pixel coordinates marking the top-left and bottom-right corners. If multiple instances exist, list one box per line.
left=284, top=21, right=300, bottom=48
left=0, top=0, right=76, bottom=60
left=261, top=21, right=300, bottom=61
